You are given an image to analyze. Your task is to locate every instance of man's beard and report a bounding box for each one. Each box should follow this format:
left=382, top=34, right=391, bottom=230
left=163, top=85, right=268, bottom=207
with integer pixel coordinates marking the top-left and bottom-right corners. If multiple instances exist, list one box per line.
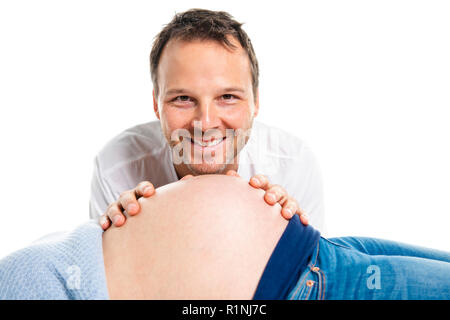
left=167, top=123, right=253, bottom=176
left=186, top=161, right=228, bottom=175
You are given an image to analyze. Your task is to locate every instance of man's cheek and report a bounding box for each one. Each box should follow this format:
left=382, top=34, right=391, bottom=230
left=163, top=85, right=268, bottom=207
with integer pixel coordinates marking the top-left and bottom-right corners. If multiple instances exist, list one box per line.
left=165, top=110, right=193, bottom=131
left=161, top=116, right=182, bottom=136
left=224, top=110, right=253, bottom=129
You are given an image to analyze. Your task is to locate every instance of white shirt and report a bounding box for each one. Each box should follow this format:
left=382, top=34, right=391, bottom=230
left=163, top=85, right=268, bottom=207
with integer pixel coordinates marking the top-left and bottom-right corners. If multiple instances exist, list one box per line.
left=89, top=121, right=326, bottom=232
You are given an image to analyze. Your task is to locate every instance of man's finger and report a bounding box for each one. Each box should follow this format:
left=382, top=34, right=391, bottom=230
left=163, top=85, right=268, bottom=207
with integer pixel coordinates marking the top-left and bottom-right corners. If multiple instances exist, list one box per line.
left=99, top=214, right=111, bottom=230
left=226, top=170, right=240, bottom=177
left=118, top=190, right=140, bottom=216
left=106, top=203, right=126, bottom=226
left=136, top=181, right=155, bottom=198
left=281, top=199, right=297, bottom=219
left=297, top=208, right=309, bottom=226
left=264, top=185, right=288, bottom=206
left=180, top=174, right=194, bottom=181
left=249, top=174, right=270, bottom=190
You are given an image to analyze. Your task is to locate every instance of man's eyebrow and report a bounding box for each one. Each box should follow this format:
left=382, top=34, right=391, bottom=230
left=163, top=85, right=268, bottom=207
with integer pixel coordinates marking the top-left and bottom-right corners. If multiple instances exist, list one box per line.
left=165, top=88, right=190, bottom=96
left=223, top=87, right=245, bottom=93
left=222, top=87, right=246, bottom=93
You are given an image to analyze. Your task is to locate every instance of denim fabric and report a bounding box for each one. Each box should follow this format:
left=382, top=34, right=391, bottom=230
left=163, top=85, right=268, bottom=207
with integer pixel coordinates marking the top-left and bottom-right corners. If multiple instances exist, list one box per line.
left=253, top=214, right=320, bottom=299
left=287, top=237, right=450, bottom=300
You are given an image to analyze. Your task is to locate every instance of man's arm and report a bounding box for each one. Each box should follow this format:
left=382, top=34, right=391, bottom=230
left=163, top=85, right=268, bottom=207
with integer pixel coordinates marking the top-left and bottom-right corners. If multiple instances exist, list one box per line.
left=89, top=157, right=117, bottom=220
left=282, top=142, right=326, bottom=232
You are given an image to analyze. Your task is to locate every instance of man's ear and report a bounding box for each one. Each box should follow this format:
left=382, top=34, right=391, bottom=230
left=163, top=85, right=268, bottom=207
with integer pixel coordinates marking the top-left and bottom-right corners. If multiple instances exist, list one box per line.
left=253, top=89, right=260, bottom=117
left=153, top=89, right=160, bottom=120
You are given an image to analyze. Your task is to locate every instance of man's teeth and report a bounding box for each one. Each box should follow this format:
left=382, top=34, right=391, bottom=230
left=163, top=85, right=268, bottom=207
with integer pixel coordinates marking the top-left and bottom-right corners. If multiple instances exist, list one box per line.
left=192, top=138, right=224, bottom=147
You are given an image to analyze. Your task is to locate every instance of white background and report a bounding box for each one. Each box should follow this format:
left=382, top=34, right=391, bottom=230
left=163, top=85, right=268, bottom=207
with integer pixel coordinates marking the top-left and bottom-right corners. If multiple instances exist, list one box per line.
left=0, top=0, right=449, bottom=257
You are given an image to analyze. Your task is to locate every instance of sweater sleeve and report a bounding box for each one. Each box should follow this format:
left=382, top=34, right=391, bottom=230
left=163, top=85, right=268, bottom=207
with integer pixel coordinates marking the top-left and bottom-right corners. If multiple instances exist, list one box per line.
left=0, top=221, right=109, bottom=300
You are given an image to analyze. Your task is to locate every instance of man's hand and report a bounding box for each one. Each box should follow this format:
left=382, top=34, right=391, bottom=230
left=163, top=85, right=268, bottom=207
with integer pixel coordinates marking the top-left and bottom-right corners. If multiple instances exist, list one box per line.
left=99, top=181, right=156, bottom=230
left=99, top=175, right=195, bottom=230
left=226, top=170, right=309, bottom=226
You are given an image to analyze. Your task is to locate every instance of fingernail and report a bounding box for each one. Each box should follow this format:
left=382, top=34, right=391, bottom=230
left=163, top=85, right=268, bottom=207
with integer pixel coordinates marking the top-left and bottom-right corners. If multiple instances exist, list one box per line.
left=301, top=214, right=309, bottom=224
left=111, top=215, right=121, bottom=225
left=266, top=193, right=276, bottom=203
left=251, top=177, right=260, bottom=186
left=128, top=203, right=138, bottom=214
left=143, top=186, right=153, bottom=195
left=99, top=216, right=108, bottom=227
left=284, top=208, right=293, bottom=217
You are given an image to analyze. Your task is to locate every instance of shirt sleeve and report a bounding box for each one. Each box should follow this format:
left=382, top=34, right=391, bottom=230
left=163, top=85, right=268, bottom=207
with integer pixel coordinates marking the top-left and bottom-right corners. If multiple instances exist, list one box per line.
left=302, top=146, right=326, bottom=234
left=89, top=157, right=116, bottom=220
left=284, top=142, right=327, bottom=234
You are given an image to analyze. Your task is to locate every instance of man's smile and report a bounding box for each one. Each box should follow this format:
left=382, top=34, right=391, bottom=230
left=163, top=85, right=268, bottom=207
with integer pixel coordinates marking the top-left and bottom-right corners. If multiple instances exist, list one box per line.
left=188, top=136, right=226, bottom=152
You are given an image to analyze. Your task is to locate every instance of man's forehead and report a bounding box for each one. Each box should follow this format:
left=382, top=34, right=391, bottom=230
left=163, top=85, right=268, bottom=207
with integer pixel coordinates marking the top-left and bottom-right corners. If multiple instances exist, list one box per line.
left=160, top=37, right=246, bottom=66
left=158, top=37, right=252, bottom=91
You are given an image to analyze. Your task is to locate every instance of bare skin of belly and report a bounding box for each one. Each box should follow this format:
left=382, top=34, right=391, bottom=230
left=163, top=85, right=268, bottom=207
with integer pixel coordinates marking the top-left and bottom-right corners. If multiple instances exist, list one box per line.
left=102, top=174, right=288, bottom=299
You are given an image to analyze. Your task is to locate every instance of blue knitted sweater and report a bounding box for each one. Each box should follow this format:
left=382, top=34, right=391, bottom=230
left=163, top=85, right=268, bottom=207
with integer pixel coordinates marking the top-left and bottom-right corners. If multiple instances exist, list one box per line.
left=0, top=220, right=109, bottom=299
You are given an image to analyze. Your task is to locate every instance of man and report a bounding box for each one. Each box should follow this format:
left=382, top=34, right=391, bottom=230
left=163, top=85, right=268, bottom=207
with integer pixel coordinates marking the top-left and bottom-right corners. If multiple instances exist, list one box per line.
left=90, top=8, right=325, bottom=231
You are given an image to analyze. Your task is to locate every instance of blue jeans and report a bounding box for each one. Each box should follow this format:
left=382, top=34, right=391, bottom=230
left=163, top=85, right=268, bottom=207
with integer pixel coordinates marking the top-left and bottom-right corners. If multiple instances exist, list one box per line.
left=287, top=237, right=450, bottom=300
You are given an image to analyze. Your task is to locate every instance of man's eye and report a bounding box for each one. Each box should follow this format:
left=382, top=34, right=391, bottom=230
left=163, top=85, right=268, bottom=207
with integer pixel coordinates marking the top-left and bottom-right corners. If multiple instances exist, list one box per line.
left=222, top=94, right=236, bottom=100
left=174, top=96, right=191, bottom=102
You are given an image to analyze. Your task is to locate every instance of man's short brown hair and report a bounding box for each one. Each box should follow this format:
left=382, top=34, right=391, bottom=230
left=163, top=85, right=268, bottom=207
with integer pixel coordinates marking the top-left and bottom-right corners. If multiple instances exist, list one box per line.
left=150, top=8, right=259, bottom=100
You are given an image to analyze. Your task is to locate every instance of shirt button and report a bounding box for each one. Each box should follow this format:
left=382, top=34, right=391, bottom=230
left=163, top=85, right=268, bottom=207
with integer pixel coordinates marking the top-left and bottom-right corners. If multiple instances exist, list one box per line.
left=312, top=267, right=320, bottom=272
left=306, top=280, right=314, bottom=287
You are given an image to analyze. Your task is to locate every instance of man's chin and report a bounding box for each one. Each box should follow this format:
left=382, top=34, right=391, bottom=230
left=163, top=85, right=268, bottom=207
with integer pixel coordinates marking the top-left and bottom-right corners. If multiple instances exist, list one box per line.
left=186, top=162, right=228, bottom=175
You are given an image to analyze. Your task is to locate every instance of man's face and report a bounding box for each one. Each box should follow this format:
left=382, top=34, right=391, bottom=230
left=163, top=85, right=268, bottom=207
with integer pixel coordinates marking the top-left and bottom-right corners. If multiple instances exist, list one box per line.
left=153, top=37, right=259, bottom=176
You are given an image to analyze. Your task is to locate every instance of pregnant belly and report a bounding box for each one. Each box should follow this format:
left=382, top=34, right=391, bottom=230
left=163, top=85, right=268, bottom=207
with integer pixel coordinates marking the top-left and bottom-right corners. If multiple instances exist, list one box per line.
left=102, top=175, right=288, bottom=299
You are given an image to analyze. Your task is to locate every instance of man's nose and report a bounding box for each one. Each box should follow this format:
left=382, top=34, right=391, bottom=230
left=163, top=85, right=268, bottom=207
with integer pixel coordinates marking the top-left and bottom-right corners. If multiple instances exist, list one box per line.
left=191, top=101, right=221, bottom=130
